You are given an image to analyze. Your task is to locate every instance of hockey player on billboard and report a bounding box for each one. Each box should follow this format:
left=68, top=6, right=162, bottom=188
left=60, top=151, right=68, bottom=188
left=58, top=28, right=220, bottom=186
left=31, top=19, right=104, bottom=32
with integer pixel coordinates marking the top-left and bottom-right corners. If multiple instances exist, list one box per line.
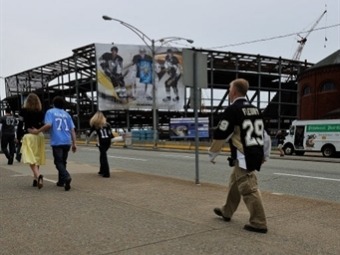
left=132, top=48, right=153, bottom=100
left=98, top=46, right=127, bottom=102
left=162, top=48, right=181, bottom=103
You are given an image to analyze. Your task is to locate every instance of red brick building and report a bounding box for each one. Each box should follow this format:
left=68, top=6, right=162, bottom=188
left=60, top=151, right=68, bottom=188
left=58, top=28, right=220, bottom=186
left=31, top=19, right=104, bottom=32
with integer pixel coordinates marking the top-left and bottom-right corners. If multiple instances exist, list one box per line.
left=298, top=50, right=340, bottom=119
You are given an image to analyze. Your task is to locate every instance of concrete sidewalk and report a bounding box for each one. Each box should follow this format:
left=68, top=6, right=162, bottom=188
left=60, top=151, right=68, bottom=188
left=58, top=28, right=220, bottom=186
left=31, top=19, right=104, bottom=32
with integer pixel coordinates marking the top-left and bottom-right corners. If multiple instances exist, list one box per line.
left=1, top=158, right=339, bottom=255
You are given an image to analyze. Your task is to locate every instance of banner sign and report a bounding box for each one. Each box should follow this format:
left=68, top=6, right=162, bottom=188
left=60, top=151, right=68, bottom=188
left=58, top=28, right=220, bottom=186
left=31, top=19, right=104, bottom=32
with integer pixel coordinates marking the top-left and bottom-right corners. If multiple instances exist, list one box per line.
left=307, top=124, right=340, bottom=132
left=95, top=43, right=185, bottom=111
left=170, top=117, right=209, bottom=139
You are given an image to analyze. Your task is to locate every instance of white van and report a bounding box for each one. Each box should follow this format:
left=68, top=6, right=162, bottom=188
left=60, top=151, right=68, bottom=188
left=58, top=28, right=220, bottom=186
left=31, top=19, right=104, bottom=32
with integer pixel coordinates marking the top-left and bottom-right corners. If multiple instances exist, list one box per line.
left=283, top=119, right=340, bottom=157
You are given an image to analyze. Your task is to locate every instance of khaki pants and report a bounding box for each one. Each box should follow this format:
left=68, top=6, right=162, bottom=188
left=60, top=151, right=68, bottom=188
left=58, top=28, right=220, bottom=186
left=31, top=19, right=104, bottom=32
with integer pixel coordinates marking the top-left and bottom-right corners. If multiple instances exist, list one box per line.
left=222, top=163, right=267, bottom=229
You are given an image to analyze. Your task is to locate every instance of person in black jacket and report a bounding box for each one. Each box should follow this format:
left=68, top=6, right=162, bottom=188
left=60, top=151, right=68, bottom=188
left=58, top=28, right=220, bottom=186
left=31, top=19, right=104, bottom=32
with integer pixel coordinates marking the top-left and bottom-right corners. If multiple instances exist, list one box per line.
left=17, top=93, right=45, bottom=188
left=275, top=129, right=286, bottom=156
left=209, top=78, right=271, bottom=234
left=0, top=107, right=18, bottom=165
left=88, top=111, right=113, bottom=178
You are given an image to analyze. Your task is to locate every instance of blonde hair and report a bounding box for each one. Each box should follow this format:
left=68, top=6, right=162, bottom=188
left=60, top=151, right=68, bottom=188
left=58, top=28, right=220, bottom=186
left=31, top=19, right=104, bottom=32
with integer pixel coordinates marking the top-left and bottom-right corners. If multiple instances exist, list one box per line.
left=230, top=78, right=249, bottom=96
left=23, top=93, right=42, bottom=111
left=89, top=111, right=107, bottom=129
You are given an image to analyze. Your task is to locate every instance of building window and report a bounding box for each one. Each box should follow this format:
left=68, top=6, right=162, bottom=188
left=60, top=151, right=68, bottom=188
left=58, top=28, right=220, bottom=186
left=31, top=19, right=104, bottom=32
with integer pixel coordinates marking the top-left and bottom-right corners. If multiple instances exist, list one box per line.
left=302, top=86, right=311, bottom=96
left=320, top=81, right=335, bottom=92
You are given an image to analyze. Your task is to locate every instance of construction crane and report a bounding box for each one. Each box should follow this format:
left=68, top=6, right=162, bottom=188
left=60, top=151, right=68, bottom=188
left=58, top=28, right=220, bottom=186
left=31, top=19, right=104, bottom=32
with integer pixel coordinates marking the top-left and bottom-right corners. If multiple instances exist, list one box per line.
left=292, top=10, right=327, bottom=61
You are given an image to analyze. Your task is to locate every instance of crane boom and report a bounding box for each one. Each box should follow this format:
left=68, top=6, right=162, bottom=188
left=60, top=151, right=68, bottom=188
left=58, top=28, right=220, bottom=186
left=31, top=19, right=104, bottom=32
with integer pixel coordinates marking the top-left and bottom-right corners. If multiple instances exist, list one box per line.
left=292, top=10, right=327, bottom=61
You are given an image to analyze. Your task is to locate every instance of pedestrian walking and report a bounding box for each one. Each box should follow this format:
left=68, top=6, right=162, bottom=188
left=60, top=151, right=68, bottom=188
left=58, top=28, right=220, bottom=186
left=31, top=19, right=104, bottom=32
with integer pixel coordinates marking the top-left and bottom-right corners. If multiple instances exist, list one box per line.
left=17, top=93, right=45, bottom=188
left=88, top=111, right=113, bottom=178
left=209, top=78, right=271, bottom=234
left=276, top=129, right=286, bottom=156
left=0, top=107, right=17, bottom=165
left=29, top=96, right=76, bottom=191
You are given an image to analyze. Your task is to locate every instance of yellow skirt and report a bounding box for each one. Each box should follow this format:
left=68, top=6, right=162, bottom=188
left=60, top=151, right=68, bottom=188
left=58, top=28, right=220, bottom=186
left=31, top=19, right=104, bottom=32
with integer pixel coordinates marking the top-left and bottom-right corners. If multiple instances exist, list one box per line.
left=21, top=133, right=46, bottom=165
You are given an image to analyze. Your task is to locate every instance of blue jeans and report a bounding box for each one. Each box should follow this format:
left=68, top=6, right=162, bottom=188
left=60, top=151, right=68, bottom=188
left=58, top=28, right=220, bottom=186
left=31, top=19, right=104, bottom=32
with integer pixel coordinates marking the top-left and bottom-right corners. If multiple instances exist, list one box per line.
left=52, top=145, right=71, bottom=184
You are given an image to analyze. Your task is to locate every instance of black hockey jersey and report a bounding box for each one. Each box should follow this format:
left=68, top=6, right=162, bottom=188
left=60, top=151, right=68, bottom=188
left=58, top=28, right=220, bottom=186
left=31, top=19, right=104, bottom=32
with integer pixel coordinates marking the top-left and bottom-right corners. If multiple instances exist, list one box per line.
left=213, top=98, right=265, bottom=171
left=0, top=115, right=17, bottom=135
left=89, top=123, right=113, bottom=145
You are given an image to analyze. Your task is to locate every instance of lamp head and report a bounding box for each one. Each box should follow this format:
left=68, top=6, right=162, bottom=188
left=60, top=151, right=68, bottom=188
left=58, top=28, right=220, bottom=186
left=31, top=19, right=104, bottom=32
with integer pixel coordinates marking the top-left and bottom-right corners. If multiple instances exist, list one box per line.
left=102, top=15, right=112, bottom=21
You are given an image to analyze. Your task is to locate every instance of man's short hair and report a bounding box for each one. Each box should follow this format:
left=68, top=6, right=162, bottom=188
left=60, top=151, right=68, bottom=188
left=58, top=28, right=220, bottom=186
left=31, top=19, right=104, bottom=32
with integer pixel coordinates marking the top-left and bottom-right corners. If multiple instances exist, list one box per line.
left=231, top=78, right=249, bottom=96
left=53, top=96, right=65, bottom=109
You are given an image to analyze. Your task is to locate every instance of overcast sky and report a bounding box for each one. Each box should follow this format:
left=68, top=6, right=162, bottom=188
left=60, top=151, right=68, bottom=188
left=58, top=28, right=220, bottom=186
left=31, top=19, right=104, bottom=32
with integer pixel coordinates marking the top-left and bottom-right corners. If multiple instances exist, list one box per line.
left=1, top=0, right=339, bottom=98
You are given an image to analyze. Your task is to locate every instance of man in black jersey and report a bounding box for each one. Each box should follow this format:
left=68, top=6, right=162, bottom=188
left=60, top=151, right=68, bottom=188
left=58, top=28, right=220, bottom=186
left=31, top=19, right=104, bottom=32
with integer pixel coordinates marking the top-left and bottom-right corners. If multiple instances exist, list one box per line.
left=0, top=108, right=18, bottom=165
left=209, top=78, right=271, bottom=234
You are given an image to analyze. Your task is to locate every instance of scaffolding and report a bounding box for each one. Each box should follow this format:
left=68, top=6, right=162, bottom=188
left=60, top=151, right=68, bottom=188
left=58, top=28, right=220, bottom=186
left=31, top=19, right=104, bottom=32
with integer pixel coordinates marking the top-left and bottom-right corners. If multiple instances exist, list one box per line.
left=2, top=43, right=313, bottom=137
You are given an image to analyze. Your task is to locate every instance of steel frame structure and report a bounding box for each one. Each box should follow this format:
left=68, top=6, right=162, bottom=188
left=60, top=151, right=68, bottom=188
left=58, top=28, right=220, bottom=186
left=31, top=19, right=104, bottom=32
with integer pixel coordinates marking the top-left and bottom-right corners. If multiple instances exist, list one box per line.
left=2, top=43, right=313, bottom=137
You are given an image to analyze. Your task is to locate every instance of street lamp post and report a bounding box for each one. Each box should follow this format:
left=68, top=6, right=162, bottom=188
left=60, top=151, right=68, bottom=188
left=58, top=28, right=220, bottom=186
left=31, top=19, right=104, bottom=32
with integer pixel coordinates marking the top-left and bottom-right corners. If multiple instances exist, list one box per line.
left=102, top=15, right=193, bottom=147
left=0, top=76, right=4, bottom=114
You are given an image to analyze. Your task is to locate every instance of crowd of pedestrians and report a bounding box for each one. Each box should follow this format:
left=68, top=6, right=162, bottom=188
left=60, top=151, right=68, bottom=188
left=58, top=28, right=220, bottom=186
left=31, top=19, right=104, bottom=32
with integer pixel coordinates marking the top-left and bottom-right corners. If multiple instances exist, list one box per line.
left=2, top=78, right=274, bottom=234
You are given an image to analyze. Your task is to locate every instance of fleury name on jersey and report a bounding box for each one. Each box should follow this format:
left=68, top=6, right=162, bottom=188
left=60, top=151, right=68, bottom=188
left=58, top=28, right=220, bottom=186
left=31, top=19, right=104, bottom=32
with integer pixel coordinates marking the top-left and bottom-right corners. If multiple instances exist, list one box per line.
left=242, top=108, right=259, bottom=116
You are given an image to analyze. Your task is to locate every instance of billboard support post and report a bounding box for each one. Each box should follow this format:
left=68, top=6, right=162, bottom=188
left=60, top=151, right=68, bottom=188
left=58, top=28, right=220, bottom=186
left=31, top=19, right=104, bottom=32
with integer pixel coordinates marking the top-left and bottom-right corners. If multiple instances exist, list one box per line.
left=193, top=51, right=200, bottom=184
left=183, top=49, right=208, bottom=184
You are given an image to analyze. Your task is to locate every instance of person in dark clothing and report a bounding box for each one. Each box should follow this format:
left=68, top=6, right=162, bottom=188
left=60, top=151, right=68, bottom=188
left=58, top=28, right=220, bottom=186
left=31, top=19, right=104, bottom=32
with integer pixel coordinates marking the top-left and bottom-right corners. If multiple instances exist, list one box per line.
left=17, top=93, right=46, bottom=188
left=88, top=111, right=113, bottom=178
left=275, top=129, right=286, bottom=156
left=0, top=107, right=18, bottom=165
left=209, top=78, right=271, bottom=234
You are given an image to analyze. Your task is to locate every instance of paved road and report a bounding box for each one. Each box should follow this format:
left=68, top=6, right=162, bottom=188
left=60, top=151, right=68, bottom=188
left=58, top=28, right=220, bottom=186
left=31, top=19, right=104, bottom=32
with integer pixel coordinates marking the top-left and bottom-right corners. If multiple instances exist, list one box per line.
left=79, top=145, right=340, bottom=203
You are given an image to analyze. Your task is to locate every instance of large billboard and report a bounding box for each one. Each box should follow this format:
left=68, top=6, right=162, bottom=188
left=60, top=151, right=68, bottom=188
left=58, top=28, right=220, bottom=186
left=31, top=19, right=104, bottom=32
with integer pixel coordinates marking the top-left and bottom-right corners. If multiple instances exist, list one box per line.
left=95, top=43, right=185, bottom=111
left=169, top=117, right=209, bottom=139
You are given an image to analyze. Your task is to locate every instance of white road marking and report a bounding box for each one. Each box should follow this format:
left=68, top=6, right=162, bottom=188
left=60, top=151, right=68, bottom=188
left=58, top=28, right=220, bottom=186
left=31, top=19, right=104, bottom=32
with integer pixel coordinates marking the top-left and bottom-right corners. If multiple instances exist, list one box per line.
left=108, top=155, right=147, bottom=161
left=82, top=148, right=147, bottom=161
left=11, top=175, right=57, bottom=183
left=44, top=177, right=57, bottom=183
left=83, top=148, right=99, bottom=151
left=160, top=153, right=194, bottom=159
left=272, top=192, right=285, bottom=196
left=274, top=173, right=340, bottom=182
